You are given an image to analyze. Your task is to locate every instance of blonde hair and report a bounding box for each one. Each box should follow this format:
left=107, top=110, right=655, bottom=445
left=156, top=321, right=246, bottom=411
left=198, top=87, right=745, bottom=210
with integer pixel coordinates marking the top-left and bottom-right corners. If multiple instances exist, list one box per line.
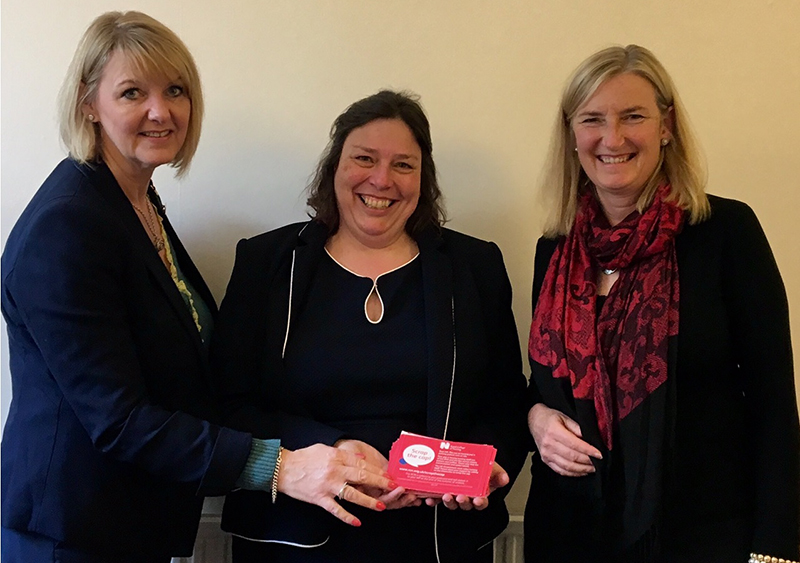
left=541, top=44, right=709, bottom=236
left=57, top=11, right=203, bottom=177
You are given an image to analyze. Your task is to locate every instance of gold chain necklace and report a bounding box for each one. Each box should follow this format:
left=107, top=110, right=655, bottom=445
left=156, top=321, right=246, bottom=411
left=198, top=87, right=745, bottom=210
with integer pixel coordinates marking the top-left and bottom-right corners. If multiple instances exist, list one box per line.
left=131, top=197, right=166, bottom=252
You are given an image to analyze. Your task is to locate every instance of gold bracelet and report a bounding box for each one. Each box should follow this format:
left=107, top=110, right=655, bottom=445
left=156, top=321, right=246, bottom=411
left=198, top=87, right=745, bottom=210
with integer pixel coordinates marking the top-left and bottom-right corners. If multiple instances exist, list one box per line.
left=749, top=552, right=799, bottom=563
left=271, top=447, right=283, bottom=504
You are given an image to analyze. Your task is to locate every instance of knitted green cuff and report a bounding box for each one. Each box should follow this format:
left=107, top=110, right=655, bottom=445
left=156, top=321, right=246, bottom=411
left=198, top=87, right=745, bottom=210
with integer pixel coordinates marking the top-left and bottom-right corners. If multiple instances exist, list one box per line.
left=235, top=438, right=281, bottom=491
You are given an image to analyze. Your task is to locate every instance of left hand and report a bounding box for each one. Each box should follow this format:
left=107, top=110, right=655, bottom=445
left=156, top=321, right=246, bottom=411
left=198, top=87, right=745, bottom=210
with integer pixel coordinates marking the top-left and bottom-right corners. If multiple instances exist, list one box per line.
left=372, top=484, right=422, bottom=509
left=425, top=462, right=509, bottom=511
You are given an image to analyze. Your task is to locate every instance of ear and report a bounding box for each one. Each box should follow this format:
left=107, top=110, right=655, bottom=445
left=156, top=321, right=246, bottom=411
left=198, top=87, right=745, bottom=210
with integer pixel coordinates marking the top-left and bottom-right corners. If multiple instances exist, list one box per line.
left=661, top=105, right=675, bottom=141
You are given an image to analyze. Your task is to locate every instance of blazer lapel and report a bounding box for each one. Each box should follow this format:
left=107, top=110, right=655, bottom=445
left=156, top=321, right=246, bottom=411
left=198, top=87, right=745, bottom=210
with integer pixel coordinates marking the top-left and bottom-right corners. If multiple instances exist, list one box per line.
left=154, top=201, right=216, bottom=368
left=418, top=228, right=455, bottom=439
left=78, top=163, right=208, bottom=361
left=149, top=186, right=218, bottom=317
left=289, top=221, right=329, bottom=336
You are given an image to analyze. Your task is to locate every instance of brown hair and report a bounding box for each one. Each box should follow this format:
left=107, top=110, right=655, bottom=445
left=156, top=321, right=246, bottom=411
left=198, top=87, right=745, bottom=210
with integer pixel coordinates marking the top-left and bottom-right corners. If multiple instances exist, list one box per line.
left=306, top=90, right=446, bottom=235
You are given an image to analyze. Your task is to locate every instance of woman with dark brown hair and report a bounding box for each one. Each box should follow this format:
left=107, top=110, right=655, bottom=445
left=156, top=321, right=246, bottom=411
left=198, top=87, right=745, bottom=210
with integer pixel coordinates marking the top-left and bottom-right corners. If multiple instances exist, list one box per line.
left=213, top=90, right=530, bottom=563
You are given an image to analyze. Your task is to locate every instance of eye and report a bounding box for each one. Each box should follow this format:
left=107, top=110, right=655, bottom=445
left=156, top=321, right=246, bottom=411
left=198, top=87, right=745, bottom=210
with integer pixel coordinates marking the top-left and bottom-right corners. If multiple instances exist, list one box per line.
left=395, top=161, right=415, bottom=171
left=623, top=113, right=646, bottom=122
left=121, top=88, right=141, bottom=100
left=578, top=117, right=602, bottom=126
left=166, top=85, right=185, bottom=97
left=353, top=154, right=373, bottom=164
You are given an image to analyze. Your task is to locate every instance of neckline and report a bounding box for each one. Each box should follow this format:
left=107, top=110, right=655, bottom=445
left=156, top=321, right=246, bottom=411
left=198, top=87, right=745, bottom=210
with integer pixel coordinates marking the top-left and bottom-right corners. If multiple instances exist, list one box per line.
left=324, top=248, right=420, bottom=282
left=323, top=249, right=420, bottom=325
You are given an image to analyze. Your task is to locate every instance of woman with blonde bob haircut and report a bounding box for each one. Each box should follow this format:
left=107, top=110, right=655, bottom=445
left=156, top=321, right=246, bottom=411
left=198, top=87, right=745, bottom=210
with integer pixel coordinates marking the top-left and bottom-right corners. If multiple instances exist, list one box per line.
left=58, top=10, right=203, bottom=174
left=541, top=44, right=708, bottom=237
left=525, top=44, right=799, bottom=562
left=1, top=11, right=392, bottom=563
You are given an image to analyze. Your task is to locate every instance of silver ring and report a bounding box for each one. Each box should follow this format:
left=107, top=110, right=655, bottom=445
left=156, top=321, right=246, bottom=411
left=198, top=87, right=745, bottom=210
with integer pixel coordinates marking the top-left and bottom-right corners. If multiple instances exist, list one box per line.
left=336, top=482, right=349, bottom=500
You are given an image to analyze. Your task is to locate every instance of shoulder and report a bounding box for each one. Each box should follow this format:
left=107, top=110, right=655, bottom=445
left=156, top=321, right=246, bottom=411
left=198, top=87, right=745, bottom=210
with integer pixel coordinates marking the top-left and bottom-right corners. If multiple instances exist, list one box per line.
left=15, top=159, right=102, bottom=219
left=707, top=194, right=758, bottom=222
left=239, top=220, right=309, bottom=244
left=535, top=236, right=560, bottom=260
left=227, top=221, right=323, bottom=285
left=235, top=221, right=316, bottom=256
left=3, top=160, right=125, bottom=273
left=533, top=235, right=561, bottom=278
left=679, top=194, right=767, bottom=253
left=437, top=227, right=501, bottom=262
left=432, top=228, right=512, bottom=294
left=688, top=194, right=761, bottom=234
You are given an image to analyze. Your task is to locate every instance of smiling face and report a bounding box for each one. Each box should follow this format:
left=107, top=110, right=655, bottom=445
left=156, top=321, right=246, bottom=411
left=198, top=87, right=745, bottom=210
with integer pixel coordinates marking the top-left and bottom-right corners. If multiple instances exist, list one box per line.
left=333, top=118, right=422, bottom=248
left=572, top=72, right=671, bottom=204
left=85, top=50, right=190, bottom=182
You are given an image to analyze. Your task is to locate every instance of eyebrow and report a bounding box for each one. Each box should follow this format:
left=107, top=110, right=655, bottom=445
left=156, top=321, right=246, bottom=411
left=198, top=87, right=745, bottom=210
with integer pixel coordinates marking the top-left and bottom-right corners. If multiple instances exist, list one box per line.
left=351, top=145, right=420, bottom=160
left=114, top=74, right=184, bottom=88
left=577, top=105, right=650, bottom=117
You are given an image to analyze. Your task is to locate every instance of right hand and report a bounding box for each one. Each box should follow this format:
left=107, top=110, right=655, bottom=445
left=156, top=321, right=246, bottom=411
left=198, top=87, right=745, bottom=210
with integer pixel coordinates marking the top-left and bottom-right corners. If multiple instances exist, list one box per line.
left=278, top=443, right=396, bottom=526
left=528, top=403, right=602, bottom=477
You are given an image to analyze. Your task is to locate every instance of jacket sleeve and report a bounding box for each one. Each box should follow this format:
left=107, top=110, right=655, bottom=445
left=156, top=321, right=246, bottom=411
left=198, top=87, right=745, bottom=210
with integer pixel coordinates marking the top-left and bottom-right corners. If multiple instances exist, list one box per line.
left=721, top=202, right=799, bottom=558
left=3, top=197, right=251, bottom=496
left=212, top=236, right=347, bottom=449
left=462, top=241, right=531, bottom=493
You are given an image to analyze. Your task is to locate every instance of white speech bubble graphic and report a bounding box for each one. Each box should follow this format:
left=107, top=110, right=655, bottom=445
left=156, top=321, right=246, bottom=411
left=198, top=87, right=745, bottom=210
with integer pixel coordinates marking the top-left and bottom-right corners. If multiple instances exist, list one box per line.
left=402, top=444, right=435, bottom=467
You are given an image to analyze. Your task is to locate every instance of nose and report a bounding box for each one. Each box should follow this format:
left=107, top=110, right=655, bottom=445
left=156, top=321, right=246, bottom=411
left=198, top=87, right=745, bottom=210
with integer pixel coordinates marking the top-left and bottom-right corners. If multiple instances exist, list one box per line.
left=370, top=162, right=392, bottom=189
left=602, top=120, right=625, bottom=149
left=146, top=95, right=170, bottom=123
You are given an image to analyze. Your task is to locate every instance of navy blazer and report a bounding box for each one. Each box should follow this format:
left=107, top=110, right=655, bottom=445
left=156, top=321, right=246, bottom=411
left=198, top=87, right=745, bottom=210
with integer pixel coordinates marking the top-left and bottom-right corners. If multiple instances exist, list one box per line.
left=211, top=220, right=530, bottom=560
left=524, top=196, right=800, bottom=561
left=1, top=159, right=252, bottom=559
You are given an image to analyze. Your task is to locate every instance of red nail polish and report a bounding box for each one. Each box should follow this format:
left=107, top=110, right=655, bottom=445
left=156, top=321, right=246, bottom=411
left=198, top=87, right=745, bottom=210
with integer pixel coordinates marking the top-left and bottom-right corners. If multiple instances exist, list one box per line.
left=376, top=501, right=386, bottom=511
left=351, top=518, right=362, bottom=527
left=389, top=481, right=398, bottom=489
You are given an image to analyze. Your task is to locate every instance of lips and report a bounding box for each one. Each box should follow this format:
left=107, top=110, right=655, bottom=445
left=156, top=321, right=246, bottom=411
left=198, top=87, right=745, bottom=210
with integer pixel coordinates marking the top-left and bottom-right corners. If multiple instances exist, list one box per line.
left=359, top=194, right=394, bottom=210
left=140, top=130, right=171, bottom=138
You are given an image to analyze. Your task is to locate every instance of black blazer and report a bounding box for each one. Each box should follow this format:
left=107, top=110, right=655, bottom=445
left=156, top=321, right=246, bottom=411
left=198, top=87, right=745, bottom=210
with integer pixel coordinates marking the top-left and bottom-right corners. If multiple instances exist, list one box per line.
left=212, top=220, right=530, bottom=560
left=525, top=195, right=800, bottom=561
left=1, top=159, right=252, bottom=559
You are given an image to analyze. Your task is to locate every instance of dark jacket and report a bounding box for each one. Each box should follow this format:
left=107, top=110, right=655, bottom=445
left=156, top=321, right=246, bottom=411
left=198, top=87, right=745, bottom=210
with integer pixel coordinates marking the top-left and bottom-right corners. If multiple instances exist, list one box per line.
left=525, top=195, right=800, bottom=562
left=1, top=159, right=252, bottom=559
left=212, top=220, right=530, bottom=561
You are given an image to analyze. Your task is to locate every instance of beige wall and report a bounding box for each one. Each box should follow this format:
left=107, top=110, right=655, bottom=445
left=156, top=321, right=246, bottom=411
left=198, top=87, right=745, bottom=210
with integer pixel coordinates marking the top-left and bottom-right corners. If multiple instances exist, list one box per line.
left=2, top=0, right=799, bottom=517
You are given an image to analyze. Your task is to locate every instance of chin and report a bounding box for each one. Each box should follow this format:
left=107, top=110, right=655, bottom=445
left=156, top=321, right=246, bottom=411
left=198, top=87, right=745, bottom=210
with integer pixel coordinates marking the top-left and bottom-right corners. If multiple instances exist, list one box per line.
left=140, top=155, right=179, bottom=168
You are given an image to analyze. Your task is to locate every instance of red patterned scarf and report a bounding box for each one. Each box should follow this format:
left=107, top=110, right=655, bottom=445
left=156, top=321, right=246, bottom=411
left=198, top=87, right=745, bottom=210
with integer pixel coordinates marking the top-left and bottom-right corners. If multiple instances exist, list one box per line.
left=529, top=184, right=683, bottom=449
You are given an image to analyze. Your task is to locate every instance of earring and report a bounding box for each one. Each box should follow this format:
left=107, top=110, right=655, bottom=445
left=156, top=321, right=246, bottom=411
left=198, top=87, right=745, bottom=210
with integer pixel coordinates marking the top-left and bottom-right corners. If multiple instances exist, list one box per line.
left=661, top=138, right=669, bottom=146
left=88, top=114, right=95, bottom=122
left=574, top=147, right=578, bottom=152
